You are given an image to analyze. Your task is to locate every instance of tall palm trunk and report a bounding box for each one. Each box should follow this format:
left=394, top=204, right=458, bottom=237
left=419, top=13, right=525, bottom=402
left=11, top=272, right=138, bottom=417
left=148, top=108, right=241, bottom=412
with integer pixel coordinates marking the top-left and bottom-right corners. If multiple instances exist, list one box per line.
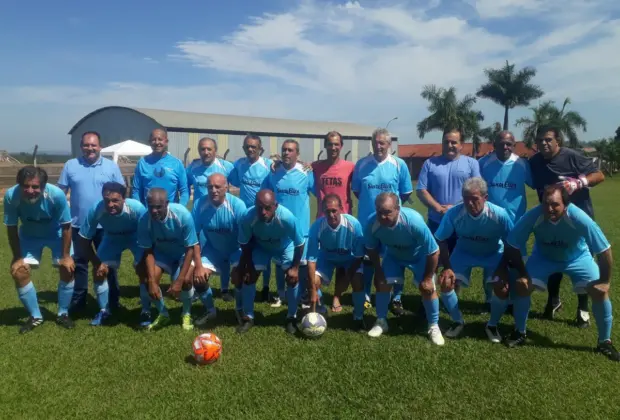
left=503, top=105, right=509, bottom=130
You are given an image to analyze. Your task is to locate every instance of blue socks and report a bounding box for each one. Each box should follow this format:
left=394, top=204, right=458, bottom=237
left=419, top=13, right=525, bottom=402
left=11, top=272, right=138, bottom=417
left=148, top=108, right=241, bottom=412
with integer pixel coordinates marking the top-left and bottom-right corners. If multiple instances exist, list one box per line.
left=375, top=291, right=390, bottom=319
left=17, top=282, right=42, bottom=319
left=488, top=294, right=508, bottom=327
left=153, top=288, right=169, bottom=317
left=198, top=287, right=214, bottom=312
left=592, top=298, right=613, bottom=343
left=286, top=283, right=300, bottom=318
left=242, top=283, right=256, bottom=319
left=423, top=298, right=440, bottom=327
left=139, top=284, right=151, bottom=313
left=57, top=280, right=74, bottom=316
left=513, top=295, right=531, bottom=333
left=352, top=291, right=365, bottom=320
left=392, top=283, right=403, bottom=302
left=94, top=280, right=109, bottom=312
left=363, top=266, right=374, bottom=297
left=181, top=288, right=194, bottom=316
left=440, top=290, right=463, bottom=324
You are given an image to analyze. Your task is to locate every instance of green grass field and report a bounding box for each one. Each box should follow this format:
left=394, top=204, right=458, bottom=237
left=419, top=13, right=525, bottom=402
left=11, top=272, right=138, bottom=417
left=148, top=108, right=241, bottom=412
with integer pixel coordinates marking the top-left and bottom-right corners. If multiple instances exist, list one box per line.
left=1, top=181, right=620, bottom=419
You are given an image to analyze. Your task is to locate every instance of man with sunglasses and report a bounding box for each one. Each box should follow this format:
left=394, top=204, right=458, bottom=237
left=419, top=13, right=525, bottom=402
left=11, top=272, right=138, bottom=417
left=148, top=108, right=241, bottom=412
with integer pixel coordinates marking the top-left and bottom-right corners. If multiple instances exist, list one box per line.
left=529, top=125, right=605, bottom=327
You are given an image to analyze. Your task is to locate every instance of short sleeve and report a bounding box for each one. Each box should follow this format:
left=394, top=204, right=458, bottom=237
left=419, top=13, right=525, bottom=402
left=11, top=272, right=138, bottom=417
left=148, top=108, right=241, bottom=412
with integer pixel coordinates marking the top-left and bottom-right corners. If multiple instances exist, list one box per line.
left=572, top=151, right=598, bottom=176
left=434, top=209, right=455, bottom=242
left=58, top=162, right=70, bottom=189
left=287, top=216, right=305, bottom=248
left=54, top=191, right=72, bottom=225
left=238, top=212, right=253, bottom=246
left=306, top=171, right=315, bottom=196
left=223, top=160, right=234, bottom=177
left=233, top=198, right=247, bottom=224
left=177, top=163, right=190, bottom=206
left=306, top=221, right=320, bottom=262
left=137, top=215, right=153, bottom=249
left=181, top=210, right=198, bottom=247
left=499, top=209, right=515, bottom=242
left=351, top=161, right=361, bottom=193
left=3, top=193, right=18, bottom=226
left=524, top=160, right=534, bottom=189
left=417, top=160, right=430, bottom=190
left=408, top=212, right=439, bottom=255
left=228, top=162, right=240, bottom=187
left=191, top=198, right=202, bottom=233
left=576, top=209, right=610, bottom=254
left=79, top=203, right=100, bottom=240
left=364, top=215, right=379, bottom=250
left=470, top=158, right=481, bottom=177
left=507, top=207, right=539, bottom=250
left=112, top=163, right=125, bottom=185
left=398, top=159, right=413, bottom=195
left=352, top=218, right=365, bottom=258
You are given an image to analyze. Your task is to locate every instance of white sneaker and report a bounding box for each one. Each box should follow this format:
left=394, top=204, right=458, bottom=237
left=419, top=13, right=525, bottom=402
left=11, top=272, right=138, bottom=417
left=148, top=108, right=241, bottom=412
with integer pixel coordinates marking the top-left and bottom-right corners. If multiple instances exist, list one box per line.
left=579, top=310, right=590, bottom=323
left=270, top=297, right=282, bottom=308
left=368, top=318, right=389, bottom=338
left=485, top=324, right=502, bottom=344
left=445, top=322, right=464, bottom=339
left=428, top=324, right=445, bottom=346
left=194, top=308, right=217, bottom=327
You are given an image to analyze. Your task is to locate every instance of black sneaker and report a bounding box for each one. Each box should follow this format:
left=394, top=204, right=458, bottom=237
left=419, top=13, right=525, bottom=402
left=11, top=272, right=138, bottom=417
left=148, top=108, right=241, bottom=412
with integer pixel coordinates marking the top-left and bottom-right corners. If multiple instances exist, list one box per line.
left=391, top=300, right=404, bottom=316
left=353, top=318, right=367, bottom=332
left=261, top=287, right=270, bottom=303
left=139, top=311, right=152, bottom=329
left=596, top=340, right=620, bottom=362
left=575, top=310, right=591, bottom=329
left=285, top=317, right=298, bottom=335
left=221, top=290, right=234, bottom=302
left=505, top=330, right=527, bottom=348
left=56, top=314, right=75, bottom=330
left=543, top=301, right=562, bottom=320
left=236, top=318, right=254, bottom=334
left=19, top=317, right=43, bottom=334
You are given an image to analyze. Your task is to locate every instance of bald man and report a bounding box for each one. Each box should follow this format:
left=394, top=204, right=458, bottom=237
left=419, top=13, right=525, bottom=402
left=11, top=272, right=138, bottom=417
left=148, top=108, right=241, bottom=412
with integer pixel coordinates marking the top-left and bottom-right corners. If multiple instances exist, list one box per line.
left=186, top=137, right=233, bottom=202
left=132, top=128, right=189, bottom=206
left=234, top=189, right=305, bottom=334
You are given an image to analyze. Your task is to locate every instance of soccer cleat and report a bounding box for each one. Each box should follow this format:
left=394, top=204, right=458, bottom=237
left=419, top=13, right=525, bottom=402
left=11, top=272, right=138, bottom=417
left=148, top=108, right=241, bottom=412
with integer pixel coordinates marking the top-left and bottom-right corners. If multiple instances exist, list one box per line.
left=181, top=314, right=194, bottom=331
left=260, top=287, right=270, bottom=303
left=19, top=317, right=43, bottom=334
left=285, top=317, right=298, bottom=334
left=90, top=310, right=110, bottom=327
left=390, top=300, right=404, bottom=316
left=194, top=308, right=217, bottom=327
left=56, top=314, right=75, bottom=330
left=445, top=322, right=464, bottom=339
left=270, top=296, right=283, bottom=308
left=139, top=311, right=152, bottom=329
left=364, top=295, right=372, bottom=309
left=236, top=318, right=254, bottom=334
left=221, top=290, right=234, bottom=303
left=147, top=314, right=171, bottom=331
left=596, top=340, right=620, bottom=362
left=428, top=324, right=445, bottom=346
left=575, top=310, right=590, bottom=329
left=543, top=301, right=562, bottom=320
left=353, top=318, right=367, bottom=332
left=485, top=325, right=502, bottom=344
left=505, top=330, right=527, bottom=348
left=368, top=318, right=389, bottom=338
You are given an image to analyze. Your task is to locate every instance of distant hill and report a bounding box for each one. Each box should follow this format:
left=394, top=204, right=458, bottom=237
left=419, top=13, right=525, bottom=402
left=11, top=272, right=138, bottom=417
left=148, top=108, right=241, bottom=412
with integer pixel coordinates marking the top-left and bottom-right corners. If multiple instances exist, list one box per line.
left=12, top=152, right=71, bottom=164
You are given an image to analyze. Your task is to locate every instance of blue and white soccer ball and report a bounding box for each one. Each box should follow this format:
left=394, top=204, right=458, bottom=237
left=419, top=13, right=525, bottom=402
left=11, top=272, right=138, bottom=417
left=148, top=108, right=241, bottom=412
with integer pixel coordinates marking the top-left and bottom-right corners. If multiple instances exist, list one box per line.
left=300, top=312, right=327, bottom=338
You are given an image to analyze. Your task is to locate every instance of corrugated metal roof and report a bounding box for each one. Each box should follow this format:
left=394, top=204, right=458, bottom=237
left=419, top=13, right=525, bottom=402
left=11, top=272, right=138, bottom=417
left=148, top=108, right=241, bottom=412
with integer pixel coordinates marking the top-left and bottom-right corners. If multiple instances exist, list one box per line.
left=398, top=142, right=536, bottom=158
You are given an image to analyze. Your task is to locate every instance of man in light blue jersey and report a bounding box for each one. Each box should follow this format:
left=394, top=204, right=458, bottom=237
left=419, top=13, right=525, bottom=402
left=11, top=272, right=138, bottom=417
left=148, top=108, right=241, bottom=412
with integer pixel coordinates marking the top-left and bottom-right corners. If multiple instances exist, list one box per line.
left=264, top=139, right=315, bottom=308
left=132, top=128, right=189, bottom=206
left=192, top=174, right=247, bottom=325
left=58, top=131, right=125, bottom=313
left=4, top=166, right=75, bottom=333
left=78, top=182, right=147, bottom=326
left=228, top=134, right=274, bottom=302
left=307, top=194, right=365, bottom=329
left=364, top=192, right=445, bottom=345
left=353, top=128, right=413, bottom=313
left=137, top=188, right=198, bottom=331
left=234, top=190, right=305, bottom=334
left=186, top=137, right=233, bottom=202
left=435, top=177, right=514, bottom=343
left=504, top=185, right=619, bottom=361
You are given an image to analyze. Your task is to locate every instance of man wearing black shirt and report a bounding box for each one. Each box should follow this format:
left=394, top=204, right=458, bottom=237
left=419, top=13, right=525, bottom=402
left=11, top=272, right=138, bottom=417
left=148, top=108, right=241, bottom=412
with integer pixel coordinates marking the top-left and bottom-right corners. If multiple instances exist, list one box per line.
left=529, top=125, right=605, bottom=327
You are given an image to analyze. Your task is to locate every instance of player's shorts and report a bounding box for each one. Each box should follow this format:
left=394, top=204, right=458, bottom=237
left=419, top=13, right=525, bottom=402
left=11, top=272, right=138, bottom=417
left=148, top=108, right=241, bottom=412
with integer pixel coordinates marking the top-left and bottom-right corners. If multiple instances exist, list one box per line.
left=527, top=251, right=599, bottom=294
left=232, top=245, right=297, bottom=271
left=97, top=236, right=143, bottom=268
left=382, top=254, right=436, bottom=290
left=154, top=251, right=186, bottom=281
left=199, top=247, right=241, bottom=275
left=20, top=234, right=74, bottom=266
left=451, top=249, right=503, bottom=287
left=314, top=258, right=363, bottom=285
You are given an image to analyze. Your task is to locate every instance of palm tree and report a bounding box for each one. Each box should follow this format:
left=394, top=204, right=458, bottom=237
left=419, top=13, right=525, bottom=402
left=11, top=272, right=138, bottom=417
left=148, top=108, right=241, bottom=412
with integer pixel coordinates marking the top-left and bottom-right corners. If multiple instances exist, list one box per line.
left=417, top=85, right=485, bottom=155
left=478, top=122, right=503, bottom=143
left=477, top=61, right=544, bottom=130
left=515, top=97, right=587, bottom=148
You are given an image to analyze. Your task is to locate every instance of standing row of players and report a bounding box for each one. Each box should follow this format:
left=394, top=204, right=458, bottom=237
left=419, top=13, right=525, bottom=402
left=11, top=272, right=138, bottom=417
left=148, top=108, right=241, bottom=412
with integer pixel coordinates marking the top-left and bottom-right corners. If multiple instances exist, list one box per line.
left=4, top=126, right=617, bottom=360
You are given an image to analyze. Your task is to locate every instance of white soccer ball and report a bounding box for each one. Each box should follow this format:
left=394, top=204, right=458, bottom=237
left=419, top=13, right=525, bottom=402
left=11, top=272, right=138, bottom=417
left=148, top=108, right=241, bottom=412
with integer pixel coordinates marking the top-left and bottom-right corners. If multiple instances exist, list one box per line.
left=300, top=312, right=327, bottom=338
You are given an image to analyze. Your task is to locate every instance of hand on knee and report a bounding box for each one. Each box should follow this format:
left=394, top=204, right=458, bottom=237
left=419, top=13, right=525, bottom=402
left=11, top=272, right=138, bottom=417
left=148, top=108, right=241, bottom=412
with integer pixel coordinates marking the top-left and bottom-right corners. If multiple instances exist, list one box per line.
left=493, top=282, right=509, bottom=300
left=515, top=278, right=531, bottom=297
left=588, top=283, right=609, bottom=302
left=11, top=261, right=31, bottom=284
left=59, top=266, right=74, bottom=282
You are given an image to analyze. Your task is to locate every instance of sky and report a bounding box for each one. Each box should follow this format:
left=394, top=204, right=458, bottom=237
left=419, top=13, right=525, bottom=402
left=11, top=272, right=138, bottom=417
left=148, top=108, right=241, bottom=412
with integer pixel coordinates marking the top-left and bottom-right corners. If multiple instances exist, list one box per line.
left=0, top=0, right=619, bottom=153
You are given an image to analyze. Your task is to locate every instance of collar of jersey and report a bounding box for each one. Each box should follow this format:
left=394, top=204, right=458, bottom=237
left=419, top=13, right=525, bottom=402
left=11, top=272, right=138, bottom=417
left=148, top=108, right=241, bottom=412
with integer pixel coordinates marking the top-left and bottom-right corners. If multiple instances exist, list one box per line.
left=327, top=214, right=345, bottom=232
left=469, top=203, right=488, bottom=220
left=78, top=156, right=103, bottom=167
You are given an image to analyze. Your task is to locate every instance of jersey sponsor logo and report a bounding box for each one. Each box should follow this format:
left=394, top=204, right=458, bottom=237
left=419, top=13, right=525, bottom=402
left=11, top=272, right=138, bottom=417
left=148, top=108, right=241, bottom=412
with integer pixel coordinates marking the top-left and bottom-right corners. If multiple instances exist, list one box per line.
left=489, top=181, right=517, bottom=189
left=462, top=235, right=490, bottom=242
left=207, top=227, right=232, bottom=234
left=277, top=187, right=300, bottom=196
left=389, top=244, right=410, bottom=250
left=367, top=183, right=392, bottom=191
left=25, top=216, right=52, bottom=224
left=321, top=177, right=343, bottom=187
left=541, top=239, right=568, bottom=248
left=155, top=237, right=179, bottom=243
left=242, top=179, right=262, bottom=187
left=258, top=237, right=280, bottom=244
left=108, top=230, right=137, bottom=236
left=323, top=247, right=351, bottom=255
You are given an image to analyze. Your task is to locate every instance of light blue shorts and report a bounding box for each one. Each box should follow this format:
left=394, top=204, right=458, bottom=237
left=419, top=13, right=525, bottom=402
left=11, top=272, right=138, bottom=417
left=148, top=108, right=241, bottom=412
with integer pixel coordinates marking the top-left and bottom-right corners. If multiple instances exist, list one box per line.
left=97, top=236, right=143, bottom=268
left=154, top=252, right=186, bottom=281
left=233, top=245, right=296, bottom=271
left=527, top=251, right=599, bottom=294
left=20, top=234, right=74, bottom=266
left=200, top=247, right=241, bottom=275
left=451, top=249, right=503, bottom=287
left=382, top=254, right=436, bottom=289
left=314, top=257, right=363, bottom=285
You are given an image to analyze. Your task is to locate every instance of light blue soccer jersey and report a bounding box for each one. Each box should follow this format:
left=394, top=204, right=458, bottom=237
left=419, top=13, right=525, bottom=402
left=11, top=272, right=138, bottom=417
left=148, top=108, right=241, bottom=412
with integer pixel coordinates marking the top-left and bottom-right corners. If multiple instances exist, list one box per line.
left=479, top=153, right=533, bottom=222
left=307, top=214, right=365, bottom=264
left=137, top=203, right=198, bottom=259
left=507, top=203, right=610, bottom=262
left=435, top=202, right=514, bottom=257
left=79, top=198, right=146, bottom=240
left=264, top=162, right=315, bottom=237
left=132, top=153, right=189, bottom=206
left=352, top=155, right=413, bottom=226
left=186, top=158, right=234, bottom=202
left=239, top=204, right=305, bottom=254
left=228, top=156, right=273, bottom=207
left=3, top=184, right=71, bottom=238
left=365, top=207, right=438, bottom=262
left=192, top=193, right=246, bottom=257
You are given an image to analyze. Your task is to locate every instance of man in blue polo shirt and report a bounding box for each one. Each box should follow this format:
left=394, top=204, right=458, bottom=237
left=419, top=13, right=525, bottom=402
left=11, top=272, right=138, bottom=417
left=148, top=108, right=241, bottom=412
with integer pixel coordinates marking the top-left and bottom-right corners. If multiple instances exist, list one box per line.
left=58, top=131, right=125, bottom=313
left=186, top=137, right=234, bottom=202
